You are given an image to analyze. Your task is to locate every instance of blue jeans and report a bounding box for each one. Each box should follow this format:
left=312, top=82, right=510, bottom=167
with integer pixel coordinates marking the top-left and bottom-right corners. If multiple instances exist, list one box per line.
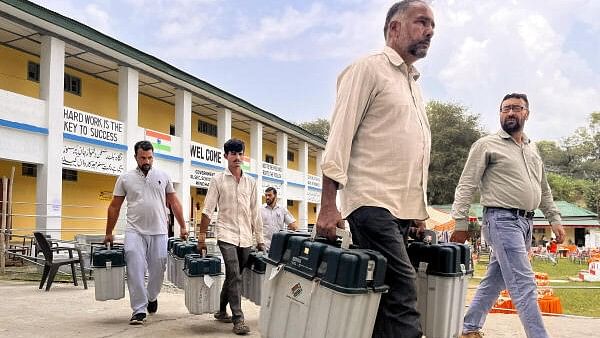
left=463, top=208, right=548, bottom=338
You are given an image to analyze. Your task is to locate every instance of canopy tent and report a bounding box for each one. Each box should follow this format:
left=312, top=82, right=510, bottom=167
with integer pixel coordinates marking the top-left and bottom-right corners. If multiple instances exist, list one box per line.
left=425, top=207, right=455, bottom=232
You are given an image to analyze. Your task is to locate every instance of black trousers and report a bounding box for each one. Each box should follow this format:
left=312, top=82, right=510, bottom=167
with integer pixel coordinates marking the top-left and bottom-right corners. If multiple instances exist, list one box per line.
left=218, top=241, right=251, bottom=323
left=346, top=206, right=422, bottom=338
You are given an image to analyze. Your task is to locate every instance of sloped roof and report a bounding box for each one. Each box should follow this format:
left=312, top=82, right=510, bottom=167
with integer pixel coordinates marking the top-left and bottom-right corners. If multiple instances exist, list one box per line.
left=431, top=201, right=598, bottom=226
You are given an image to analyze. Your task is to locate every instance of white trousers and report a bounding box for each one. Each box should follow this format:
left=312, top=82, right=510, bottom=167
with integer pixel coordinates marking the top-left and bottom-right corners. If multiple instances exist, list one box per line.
left=124, top=231, right=167, bottom=315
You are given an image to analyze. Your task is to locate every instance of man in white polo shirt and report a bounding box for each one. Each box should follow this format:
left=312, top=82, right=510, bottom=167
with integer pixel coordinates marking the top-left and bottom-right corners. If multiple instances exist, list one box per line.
left=104, top=140, right=188, bottom=325
left=261, top=187, right=297, bottom=251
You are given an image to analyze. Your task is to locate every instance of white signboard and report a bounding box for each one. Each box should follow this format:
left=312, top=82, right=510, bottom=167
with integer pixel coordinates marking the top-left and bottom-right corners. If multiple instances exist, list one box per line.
left=307, top=174, right=322, bottom=189
left=262, top=162, right=283, bottom=180
left=62, top=141, right=125, bottom=175
left=189, top=167, right=219, bottom=188
left=307, top=189, right=321, bottom=204
left=190, top=141, right=224, bottom=167
left=261, top=179, right=282, bottom=193
left=63, top=107, right=124, bottom=144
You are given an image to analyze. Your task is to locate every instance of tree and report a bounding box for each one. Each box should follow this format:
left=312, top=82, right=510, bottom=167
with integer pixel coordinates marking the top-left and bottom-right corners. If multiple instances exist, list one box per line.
left=427, top=101, right=484, bottom=205
left=297, top=118, right=330, bottom=140
left=536, top=140, right=569, bottom=174
left=546, top=173, right=588, bottom=206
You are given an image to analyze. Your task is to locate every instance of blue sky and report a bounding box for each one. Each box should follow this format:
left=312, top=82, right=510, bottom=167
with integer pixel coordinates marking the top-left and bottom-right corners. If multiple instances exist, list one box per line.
left=33, top=0, right=600, bottom=142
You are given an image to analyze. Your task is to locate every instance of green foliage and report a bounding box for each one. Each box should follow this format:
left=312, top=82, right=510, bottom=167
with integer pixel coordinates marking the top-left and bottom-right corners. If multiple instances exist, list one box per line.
left=297, top=118, right=330, bottom=140
left=427, top=101, right=484, bottom=204
left=536, top=112, right=600, bottom=213
left=546, top=173, right=589, bottom=206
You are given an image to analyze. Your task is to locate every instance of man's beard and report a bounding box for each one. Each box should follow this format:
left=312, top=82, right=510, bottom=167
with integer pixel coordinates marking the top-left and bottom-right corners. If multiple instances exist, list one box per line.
left=502, top=118, right=522, bottom=134
left=139, top=163, right=151, bottom=173
left=408, top=38, right=430, bottom=58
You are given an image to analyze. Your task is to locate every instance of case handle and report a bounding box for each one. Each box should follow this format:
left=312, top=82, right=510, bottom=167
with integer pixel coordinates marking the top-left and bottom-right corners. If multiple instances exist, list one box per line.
left=310, top=222, right=352, bottom=249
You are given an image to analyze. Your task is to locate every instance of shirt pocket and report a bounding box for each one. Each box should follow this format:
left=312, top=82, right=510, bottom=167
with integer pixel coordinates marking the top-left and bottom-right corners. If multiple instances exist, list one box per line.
left=527, top=152, right=544, bottom=182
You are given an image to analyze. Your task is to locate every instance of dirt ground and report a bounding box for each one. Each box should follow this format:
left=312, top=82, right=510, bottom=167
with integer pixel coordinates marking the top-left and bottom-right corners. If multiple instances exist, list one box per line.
left=0, top=280, right=599, bottom=338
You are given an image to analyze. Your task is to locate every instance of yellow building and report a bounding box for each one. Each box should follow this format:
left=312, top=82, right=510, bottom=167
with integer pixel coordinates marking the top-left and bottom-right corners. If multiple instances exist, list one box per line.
left=0, top=0, right=324, bottom=240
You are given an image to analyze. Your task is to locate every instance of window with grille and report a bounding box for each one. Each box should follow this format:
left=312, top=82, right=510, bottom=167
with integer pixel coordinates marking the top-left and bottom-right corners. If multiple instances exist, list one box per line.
left=22, top=163, right=37, bottom=177
left=198, top=120, right=218, bottom=137
left=170, top=124, right=176, bottom=136
left=196, top=188, right=208, bottom=196
left=287, top=200, right=294, bottom=207
left=265, top=154, right=274, bottom=164
left=64, top=73, right=82, bottom=95
left=287, top=151, right=295, bottom=161
left=27, top=62, right=40, bottom=82
left=62, top=169, right=78, bottom=181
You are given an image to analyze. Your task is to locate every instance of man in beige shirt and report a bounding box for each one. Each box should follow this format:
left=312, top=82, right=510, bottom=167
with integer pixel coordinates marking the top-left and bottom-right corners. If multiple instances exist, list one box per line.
left=197, top=138, right=264, bottom=335
left=451, top=93, right=566, bottom=338
left=316, top=1, right=434, bottom=337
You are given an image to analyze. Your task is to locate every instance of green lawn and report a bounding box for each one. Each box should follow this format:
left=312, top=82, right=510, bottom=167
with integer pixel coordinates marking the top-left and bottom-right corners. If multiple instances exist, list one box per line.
left=472, top=257, right=600, bottom=317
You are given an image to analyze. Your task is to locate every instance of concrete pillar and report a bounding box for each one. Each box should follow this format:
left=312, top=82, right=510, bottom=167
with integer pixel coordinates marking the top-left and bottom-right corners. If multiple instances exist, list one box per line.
left=316, top=149, right=323, bottom=216
left=118, top=66, right=139, bottom=170
left=276, top=132, right=288, bottom=208
left=298, top=141, right=309, bottom=231
left=250, top=121, right=263, bottom=207
left=175, top=89, right=192, bottom=236
left=36, top=35, right=65, bottom=239
left=217, top=108, right=232, bottom=148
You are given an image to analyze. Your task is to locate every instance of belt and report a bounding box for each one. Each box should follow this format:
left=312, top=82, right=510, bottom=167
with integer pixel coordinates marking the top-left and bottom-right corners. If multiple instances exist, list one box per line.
left=489, top=207, right=535, bottom=219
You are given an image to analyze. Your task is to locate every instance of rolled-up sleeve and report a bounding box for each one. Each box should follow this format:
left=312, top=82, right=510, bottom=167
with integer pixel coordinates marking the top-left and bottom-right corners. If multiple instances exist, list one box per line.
left=202, top=176, right=219, bottom=217
left=321, top=60, right=377, bottom=189
left=452, top=140, right=488, bottom=230
left=250, top=180, right=264, bottom=244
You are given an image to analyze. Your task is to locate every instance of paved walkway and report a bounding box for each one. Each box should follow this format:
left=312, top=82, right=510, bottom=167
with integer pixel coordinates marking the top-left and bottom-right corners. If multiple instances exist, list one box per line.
left=0, top=280, right=599, bottom=337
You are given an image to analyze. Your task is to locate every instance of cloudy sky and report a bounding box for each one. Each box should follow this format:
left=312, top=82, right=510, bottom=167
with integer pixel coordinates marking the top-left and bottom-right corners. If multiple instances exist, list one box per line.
left=32, top=0, right=600, bottom=142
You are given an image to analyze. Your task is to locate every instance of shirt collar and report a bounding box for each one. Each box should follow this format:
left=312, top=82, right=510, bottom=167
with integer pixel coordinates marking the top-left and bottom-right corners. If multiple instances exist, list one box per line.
left=224, top=167, right=246, bottom=178
left=136, top=167, right=151, bottom=177
left=383, top=46, right=420, bottom=80
left=497, top=129, right=531, bottom=144
left=264, top=203, right=279, bottom=210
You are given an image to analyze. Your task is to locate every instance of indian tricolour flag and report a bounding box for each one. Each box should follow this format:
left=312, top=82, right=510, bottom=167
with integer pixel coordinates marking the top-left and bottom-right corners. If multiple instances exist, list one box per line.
left=145, top=129, right=171, bottom=153
left=241, top=155, right=251, bottom=172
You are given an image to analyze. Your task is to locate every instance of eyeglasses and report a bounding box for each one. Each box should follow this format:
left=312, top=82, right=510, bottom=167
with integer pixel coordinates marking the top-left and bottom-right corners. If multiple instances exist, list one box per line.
left=501, top=105, right=526, bottom=113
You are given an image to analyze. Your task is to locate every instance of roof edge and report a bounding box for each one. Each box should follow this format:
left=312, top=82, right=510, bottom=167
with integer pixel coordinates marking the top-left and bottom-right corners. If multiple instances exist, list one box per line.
left=1, top=0, right=326, bottom=147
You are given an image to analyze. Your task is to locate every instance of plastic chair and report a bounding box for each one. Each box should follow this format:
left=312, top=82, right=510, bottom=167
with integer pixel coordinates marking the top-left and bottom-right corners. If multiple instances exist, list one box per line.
left=33, top=232, right=88, bottom=291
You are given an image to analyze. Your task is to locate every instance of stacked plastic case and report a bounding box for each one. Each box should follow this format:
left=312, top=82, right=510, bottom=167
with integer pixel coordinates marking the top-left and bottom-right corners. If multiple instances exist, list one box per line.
left=91, top=244, right=126, bottom=301
left=259, top=229, right=388, bottom=338
left=171, top=240, right=199, bottom=288
left=407, top=242, right=472, bottom=338
left=184, top=253, right=224, bottom=314
left=241, top=251, right=266, bottom=305
left=167, top=237, right=182, bottom=285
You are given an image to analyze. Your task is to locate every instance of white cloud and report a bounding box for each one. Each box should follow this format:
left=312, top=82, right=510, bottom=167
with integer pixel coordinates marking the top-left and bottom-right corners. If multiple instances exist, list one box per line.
left=32, top=0, right=113, bottom=34
left=427, top=0, right=600, bottom=141
left=29, top=0, right=600, bottom=142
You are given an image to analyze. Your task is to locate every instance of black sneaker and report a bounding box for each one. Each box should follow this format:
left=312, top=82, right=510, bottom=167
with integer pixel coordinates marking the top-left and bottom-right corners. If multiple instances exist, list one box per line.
left=213, top=311, right=233, bottom=323
left=233, top=320, right=250, bottom=335
left=129, top=313, right=146, bottom=325
left=148, top=299, right=158, bottom=314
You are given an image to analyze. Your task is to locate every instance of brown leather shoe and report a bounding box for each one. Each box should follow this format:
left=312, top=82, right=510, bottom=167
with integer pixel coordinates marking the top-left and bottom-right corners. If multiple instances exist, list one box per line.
left=461, top=331, right=484, bottom=338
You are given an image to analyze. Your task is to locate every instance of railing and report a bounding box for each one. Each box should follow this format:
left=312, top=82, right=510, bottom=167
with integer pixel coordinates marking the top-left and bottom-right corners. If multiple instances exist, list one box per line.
left=0, top=89, right=46, bottom=127
left=286, top=168, right=305, bottom=185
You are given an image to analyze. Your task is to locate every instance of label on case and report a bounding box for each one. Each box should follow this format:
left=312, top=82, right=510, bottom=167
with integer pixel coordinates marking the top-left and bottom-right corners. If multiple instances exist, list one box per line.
left=269, top=264, right=284, bottom=281
left=366, top=260, right=375, bottom=281
left=204, top=275, right=214, bottom=288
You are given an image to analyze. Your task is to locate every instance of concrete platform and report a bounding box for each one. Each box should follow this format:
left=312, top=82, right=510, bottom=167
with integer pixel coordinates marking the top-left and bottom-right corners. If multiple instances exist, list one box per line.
left=0, top=280, right=599, bottom=337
